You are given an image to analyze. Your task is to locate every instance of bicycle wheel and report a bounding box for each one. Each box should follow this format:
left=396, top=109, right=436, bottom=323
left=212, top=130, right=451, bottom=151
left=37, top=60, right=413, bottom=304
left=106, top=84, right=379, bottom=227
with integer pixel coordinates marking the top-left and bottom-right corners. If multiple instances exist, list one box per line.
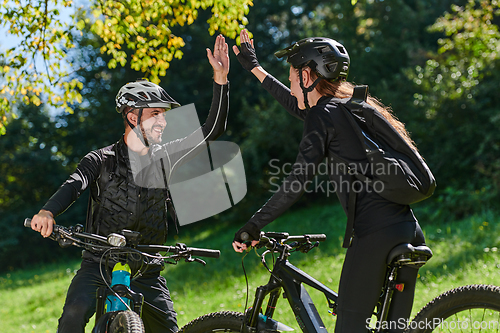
left=405, top=284, right=500, bottom=333
left=179, top=311, right=245, bottom=333
left=108, top=310, right=145, bottom=333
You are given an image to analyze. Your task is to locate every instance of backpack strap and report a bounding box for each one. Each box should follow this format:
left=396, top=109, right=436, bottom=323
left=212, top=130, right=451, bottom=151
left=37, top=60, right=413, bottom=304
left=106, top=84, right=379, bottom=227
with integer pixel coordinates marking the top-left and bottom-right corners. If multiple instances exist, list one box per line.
left=351, top=85, right=368, bottom=104
left=340, top=85, right=368, bottom=248
left=342, top=174, right=357, bottom=248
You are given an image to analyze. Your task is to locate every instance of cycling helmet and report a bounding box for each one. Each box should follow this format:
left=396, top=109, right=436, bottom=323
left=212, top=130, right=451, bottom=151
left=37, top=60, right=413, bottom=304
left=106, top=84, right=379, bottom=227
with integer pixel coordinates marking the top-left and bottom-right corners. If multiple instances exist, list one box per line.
left=115, top=78, right=180, bottom=113
left=275, top=37, right=350, bottom=81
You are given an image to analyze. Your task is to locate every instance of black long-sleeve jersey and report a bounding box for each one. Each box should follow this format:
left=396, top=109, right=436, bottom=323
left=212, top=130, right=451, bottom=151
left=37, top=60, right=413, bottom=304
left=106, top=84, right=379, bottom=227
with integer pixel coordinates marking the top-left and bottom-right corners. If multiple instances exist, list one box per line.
left=42, top=82, right=230, bottom=218
left=248, top=75, right=415, bottom=238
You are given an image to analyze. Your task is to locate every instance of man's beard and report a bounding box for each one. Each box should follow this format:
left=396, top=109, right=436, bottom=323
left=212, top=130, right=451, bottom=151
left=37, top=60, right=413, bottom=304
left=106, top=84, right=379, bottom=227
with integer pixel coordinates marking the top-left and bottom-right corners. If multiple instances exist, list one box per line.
left=140, top=125, right=163, bottom=145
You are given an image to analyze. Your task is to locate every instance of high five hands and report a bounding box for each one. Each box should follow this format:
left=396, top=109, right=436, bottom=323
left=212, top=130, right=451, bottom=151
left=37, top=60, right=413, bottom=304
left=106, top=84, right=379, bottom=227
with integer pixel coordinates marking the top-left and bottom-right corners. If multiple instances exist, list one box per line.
left=232, top=29, right=267, bottom=83
left=207, top=34, right=229, bottom=85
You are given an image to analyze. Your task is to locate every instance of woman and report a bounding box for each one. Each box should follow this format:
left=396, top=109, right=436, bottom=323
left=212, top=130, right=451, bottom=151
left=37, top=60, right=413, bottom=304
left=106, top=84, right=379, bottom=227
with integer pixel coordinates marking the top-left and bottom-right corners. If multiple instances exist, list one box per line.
left=231, top=30, right=426, bottom=333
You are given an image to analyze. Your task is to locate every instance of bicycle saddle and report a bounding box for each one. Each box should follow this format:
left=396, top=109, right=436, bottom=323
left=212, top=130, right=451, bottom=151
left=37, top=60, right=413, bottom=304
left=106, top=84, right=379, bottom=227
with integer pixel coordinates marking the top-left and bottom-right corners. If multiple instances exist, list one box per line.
left=386, top=243, right=433, bottom=267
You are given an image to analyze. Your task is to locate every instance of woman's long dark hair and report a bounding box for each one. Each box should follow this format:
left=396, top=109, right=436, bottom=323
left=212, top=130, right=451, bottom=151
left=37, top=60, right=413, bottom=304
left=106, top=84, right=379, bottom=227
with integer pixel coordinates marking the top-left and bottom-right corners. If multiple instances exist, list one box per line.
left=310, top=70, right=418, bottom=152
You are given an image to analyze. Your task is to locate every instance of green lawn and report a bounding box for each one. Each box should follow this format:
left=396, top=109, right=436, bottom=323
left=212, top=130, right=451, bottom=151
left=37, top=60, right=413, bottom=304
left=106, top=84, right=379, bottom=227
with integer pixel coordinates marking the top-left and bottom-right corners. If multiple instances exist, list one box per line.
left=2, top=204, right=500, bottom=332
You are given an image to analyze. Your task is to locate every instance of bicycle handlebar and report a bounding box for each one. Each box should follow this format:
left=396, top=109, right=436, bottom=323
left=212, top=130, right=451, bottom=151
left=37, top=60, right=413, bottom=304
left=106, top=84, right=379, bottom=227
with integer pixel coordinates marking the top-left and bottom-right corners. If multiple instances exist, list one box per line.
left=24, top=218, right=220, bottom=259
left=136, top=244, right=220, bottom=259
left=240, top=230, right=326, bottom=244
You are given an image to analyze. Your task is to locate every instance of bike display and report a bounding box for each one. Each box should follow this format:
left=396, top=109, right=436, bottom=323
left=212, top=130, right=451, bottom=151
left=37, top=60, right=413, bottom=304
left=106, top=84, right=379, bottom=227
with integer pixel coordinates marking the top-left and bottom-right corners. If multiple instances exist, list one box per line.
left=24, top=218, right=220, bottom=333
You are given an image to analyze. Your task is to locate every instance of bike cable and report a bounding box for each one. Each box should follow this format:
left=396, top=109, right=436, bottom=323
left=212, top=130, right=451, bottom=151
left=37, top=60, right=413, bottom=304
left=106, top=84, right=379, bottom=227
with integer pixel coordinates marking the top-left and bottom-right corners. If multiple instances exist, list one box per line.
left=241, top=250, right=251, bottom=311
left=99, top=248, right=135, bottom=312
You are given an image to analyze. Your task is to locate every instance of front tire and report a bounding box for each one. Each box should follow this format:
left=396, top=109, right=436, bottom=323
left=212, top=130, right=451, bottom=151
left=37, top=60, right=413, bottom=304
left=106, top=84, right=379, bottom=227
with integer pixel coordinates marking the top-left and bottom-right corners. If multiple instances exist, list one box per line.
left=179, top=311, right=245, bottom=333
left=405, top=284, right=500, bottom=332
left=109, top=310, right=145, bottom=333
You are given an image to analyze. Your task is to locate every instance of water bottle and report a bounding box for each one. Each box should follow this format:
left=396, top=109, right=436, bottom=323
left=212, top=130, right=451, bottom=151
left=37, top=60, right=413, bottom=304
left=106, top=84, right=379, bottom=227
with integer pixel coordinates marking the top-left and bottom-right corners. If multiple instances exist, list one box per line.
left=105, top=262, right=132, bottom=312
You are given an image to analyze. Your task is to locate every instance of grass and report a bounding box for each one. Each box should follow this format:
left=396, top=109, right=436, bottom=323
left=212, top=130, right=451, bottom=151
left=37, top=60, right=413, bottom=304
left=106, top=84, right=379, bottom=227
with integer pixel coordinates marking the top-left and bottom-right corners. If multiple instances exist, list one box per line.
left=2, top=203, right=500, bottom=332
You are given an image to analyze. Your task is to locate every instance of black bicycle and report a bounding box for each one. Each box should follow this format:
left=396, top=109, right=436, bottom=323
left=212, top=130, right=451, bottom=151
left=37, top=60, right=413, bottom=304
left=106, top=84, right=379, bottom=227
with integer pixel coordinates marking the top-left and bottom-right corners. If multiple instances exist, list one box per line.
left=24, top=218, right=220, bottom=333
left=178, top=231, right=432, bottom=333
left=179, top=231, right=500, bottom=333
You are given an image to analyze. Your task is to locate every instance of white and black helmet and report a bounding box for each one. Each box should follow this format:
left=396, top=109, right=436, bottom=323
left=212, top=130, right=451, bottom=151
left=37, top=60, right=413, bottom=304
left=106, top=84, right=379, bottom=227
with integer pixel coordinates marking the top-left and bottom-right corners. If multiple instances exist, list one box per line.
left=115, top=79, right=180, bottom=113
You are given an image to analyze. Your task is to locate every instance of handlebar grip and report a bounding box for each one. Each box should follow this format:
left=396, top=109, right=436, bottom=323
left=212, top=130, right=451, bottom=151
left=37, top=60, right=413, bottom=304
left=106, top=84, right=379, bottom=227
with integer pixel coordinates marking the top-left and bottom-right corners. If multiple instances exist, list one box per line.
left=299, top=234, right=327, bottom=242
left=285, top=234, right=327, bottom=242
left=189, top=248, right=221, bottom=259
left=24, top=218, right=32, bottom=228
left=307, top=234, right=327, bottom=242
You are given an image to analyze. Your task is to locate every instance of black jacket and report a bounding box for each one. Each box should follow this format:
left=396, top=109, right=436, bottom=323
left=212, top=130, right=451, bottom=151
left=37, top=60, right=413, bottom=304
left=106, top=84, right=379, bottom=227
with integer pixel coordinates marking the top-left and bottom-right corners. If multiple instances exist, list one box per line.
left=43, top=82, right=230, bottom=244
left=247, top=75, right=415, bottom=238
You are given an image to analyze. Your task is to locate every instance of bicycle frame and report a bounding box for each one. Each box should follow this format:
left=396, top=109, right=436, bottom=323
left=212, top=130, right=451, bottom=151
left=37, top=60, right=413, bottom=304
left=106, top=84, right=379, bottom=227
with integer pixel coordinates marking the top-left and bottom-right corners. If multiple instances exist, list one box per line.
left=241, top=234, right=432, bottom=333
left=244, top=253, right=338, bottom=333
left=94, top=262, right=145, bottom=332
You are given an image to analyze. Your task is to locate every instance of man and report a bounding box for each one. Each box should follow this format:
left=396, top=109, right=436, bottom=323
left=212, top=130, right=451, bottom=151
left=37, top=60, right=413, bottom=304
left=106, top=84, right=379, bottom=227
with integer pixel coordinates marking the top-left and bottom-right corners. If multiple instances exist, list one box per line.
left=30, top=34, right=230, bottom=333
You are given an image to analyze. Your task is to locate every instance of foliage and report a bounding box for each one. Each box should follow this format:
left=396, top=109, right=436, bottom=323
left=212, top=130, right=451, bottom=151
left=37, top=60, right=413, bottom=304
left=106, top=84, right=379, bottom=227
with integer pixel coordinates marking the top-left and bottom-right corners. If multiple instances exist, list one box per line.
left=1, top=0, right=499, bottom=269
left=0, top=104, right=82, bottom=269
left=405, top=0, right=500, bottom=211
left=0, top=0, right=253, bottom=132
left=408, top=0, right=500, bottom=115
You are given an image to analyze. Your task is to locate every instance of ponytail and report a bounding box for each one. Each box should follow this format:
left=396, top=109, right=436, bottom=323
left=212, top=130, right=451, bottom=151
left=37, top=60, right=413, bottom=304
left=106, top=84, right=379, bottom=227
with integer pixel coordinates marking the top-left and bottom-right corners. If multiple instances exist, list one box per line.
left=312, top=73, right=418, bottom=152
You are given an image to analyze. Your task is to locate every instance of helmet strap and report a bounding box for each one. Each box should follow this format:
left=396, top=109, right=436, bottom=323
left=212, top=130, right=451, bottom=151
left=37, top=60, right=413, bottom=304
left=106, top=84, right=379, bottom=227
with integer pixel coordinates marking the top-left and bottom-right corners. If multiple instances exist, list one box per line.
left=299, top=69, right=322, bottom=110
left=136, top=108, right=150, bottom=148
left=125, top=108, right=150, bottom=148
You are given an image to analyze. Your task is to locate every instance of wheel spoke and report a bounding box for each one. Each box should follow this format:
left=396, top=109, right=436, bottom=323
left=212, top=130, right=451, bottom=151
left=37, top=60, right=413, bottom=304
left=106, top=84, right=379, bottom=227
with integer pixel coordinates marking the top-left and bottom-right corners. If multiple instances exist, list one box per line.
left=407, top=285, right=500, bottom=333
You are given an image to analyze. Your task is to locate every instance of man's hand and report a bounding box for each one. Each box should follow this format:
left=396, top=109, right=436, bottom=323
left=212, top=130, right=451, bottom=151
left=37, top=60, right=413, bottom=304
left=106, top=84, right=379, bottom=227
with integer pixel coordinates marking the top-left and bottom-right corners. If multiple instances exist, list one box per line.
left=31, top=209, right=55, bottom=238
left=207, top=34, right=229, bottom=85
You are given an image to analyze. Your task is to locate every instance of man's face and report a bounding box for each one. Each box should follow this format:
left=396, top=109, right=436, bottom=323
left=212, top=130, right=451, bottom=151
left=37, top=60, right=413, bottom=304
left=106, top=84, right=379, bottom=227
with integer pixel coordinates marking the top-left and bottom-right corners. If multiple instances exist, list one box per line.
left=140, top=108, right=168, bottom=144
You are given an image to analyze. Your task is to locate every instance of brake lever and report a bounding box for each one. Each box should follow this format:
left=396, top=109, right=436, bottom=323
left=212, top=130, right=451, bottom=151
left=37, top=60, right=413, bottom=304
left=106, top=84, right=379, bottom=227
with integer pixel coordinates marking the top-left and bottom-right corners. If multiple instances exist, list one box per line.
left=52, top=226, right=74, bottom=248
left=190, top=257, right=207, bottom=266
left=297, top=241, right=319, bottom=253
left=254, top=237, right=270, bottom=249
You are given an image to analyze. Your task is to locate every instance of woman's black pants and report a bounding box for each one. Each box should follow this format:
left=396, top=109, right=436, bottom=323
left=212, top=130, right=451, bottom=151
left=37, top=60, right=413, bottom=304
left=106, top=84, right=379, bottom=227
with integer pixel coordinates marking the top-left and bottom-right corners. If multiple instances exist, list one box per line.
left=335, top=221, right=426, bottom=333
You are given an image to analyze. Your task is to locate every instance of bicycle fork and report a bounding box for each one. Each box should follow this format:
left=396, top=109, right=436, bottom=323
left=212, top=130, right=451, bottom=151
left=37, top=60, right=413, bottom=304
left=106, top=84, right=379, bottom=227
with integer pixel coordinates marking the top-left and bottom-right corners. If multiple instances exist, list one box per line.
left=242, top=275, right=294, bottom=333
left=94, top=262, right=144, bottom=330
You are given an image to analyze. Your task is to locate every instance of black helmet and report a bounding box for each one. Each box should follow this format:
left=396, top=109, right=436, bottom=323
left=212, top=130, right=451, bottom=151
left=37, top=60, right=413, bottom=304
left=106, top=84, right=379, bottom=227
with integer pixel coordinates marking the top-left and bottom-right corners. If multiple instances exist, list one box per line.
left=115, top=79, right=180, bottom=113
left=275, top=37, right=350, bottom=81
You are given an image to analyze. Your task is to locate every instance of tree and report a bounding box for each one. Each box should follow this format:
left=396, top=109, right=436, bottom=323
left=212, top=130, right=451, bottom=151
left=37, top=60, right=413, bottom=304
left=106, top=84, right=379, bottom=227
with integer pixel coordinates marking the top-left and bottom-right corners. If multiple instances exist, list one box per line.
left=0, top=0, right=253, bottom=134
left=405, top=0, right=500, bottom=217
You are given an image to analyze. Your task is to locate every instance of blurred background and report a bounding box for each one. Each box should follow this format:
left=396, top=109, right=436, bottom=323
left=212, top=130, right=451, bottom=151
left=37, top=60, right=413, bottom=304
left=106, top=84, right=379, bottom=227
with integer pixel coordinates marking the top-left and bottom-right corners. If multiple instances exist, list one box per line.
left=0, top=0, right=499, bottom=272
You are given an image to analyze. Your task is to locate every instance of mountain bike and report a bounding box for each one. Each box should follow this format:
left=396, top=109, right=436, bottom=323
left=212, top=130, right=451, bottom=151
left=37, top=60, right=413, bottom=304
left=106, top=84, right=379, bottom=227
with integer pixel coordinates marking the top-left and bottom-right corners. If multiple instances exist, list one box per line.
left=178, top=231, right=431, bottom=333
left=179, top=231, right=500, bottom=333
left=24, top=218, right=220, bottom=333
